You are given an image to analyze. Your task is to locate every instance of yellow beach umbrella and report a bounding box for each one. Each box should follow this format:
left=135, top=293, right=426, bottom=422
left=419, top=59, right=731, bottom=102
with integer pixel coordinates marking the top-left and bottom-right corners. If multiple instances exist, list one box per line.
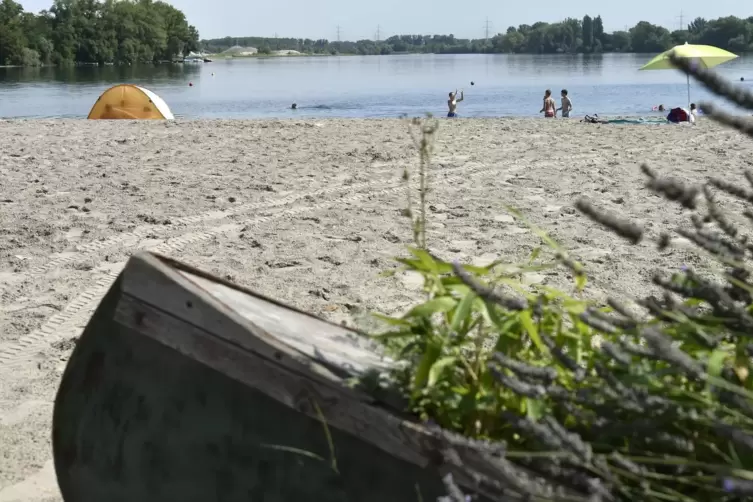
left=639, top=42, right=738, bottom=107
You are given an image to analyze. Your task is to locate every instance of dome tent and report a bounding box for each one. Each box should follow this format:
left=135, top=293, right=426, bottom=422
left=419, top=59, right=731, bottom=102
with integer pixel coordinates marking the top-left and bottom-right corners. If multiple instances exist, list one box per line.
left=88, top=84, right=174, bottom=120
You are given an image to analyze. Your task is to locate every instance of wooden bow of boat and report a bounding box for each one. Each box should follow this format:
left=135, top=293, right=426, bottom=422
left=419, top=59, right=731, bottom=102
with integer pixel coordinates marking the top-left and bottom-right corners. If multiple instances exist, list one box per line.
left=51, top=251, right=551, bottom=502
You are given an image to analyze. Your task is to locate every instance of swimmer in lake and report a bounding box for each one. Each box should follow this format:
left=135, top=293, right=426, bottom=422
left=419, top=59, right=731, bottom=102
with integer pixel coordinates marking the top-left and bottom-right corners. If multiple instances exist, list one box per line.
left=291, top=103, right=297, bottom=110
left=447, top=89, right=463, bottom=118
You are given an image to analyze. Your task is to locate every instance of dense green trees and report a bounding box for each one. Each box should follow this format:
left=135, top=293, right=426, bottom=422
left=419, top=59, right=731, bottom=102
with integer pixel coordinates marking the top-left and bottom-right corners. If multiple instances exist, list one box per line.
left=3, top=9, right=751, bottom=66
left=202, top=15, right=753, bottom=56
left=0, top=0, right=198, bottom=66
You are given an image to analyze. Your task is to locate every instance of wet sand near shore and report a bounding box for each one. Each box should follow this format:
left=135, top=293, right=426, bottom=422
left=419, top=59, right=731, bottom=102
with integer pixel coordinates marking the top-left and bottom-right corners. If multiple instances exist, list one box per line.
left=0, top=117, right=749, bottom=501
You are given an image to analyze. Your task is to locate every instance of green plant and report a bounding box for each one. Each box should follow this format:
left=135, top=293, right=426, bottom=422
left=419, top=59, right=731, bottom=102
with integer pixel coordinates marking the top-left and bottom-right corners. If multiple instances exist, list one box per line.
left=378, top=116, right=596, bottom=434
left=369, top=59, right=753, bottom=502
left=403, top=115, right=439, bottom=249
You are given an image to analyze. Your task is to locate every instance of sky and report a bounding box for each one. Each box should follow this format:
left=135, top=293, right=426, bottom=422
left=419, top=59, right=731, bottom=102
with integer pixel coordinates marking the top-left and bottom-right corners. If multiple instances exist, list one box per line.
left=17, top=0, right=752, bottom=41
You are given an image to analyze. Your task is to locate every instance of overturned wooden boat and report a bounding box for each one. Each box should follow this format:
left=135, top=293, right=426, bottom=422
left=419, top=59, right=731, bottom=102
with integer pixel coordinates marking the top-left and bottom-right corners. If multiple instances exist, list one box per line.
left=52, top=252, right=513, bottom=501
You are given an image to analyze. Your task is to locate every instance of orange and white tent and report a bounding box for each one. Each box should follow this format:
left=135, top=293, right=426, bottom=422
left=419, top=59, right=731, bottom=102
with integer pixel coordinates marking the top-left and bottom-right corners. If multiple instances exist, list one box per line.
left=88, top=84, right=174, bottom=120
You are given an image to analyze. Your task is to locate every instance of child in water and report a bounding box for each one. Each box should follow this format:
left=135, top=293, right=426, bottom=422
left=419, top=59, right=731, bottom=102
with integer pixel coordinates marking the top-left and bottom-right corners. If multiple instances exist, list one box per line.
left=557, top=89, right=573, bottom=118
left=447, top=89, right=463, bottom=117
left=541, top=89, right=556, bottom=118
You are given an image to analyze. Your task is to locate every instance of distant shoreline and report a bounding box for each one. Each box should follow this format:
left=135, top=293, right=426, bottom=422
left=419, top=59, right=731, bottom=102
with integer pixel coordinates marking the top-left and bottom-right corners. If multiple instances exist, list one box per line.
left=0, top=115, right=672, bottom=123
left=5, top=47, right=745, bottom=69
left=4, top=50, right=742, bottom=70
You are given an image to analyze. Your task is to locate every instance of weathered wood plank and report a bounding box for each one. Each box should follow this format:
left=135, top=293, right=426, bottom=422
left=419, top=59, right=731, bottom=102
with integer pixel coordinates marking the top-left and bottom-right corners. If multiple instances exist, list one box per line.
left=114, top=293, right=430, bottom=467
left=120, top=252, right=366, bottom=386
left=177, top=269, right=393, bottom=376
left=54, top=277, right=451, bottom=502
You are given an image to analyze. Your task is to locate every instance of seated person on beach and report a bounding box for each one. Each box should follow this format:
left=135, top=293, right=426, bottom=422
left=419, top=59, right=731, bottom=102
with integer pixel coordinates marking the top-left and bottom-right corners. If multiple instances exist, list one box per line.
left=447, top=89, right=463, bottom=117
left=689, top=103, right=698, bottom=119
left=582, top=114, right=607, bottom=124
left=541, top=89, right=556, bottom=118
left=666, top=106, right=695, bottom=124
left=557, top=89, right=573, bottom=118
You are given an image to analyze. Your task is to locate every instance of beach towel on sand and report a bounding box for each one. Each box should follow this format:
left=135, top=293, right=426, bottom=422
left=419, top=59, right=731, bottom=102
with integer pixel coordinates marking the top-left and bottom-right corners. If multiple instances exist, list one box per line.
left=581, top=114, right=666, bottom=125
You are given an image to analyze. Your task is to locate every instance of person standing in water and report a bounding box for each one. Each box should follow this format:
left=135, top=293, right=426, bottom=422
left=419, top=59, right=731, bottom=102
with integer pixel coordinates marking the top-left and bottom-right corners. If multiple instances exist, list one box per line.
left=447, top=89, right=463, bottom=118
left=541, top=89, right=556, bottom=118
left=557, top=89, right=573, bottom=118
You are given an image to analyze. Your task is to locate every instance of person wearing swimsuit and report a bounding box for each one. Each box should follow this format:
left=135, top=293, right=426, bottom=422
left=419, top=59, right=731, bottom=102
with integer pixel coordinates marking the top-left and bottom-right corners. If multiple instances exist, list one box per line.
left=447, top=89, right=463, bottom=118
left=541, top=89, right=556, bottom=118
left=557, top=89, right=572, bottom=118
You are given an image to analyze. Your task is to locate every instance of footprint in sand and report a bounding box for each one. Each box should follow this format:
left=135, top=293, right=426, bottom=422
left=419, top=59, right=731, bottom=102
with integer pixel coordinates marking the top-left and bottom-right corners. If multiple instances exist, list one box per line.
left=493, top=214, right=515, bottom=223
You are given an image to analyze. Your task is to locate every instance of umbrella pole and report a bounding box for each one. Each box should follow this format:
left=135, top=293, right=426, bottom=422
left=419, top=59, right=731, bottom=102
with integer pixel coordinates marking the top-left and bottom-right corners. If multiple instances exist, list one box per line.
left=687, top=73, right=690, bottom=108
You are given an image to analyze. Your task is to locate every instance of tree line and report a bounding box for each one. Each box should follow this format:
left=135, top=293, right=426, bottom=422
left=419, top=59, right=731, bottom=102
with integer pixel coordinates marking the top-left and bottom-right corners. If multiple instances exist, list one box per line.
left=0, top=0, right=199, bottom=66
left=202, top=15, right=753, bottom=56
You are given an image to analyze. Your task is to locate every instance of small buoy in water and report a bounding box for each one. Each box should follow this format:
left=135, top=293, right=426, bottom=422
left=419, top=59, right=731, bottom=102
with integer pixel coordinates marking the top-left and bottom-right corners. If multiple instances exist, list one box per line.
left=189, top=82, right=193, bottom=86
left=211, top=72, right=215, bottom=76
left=742, top=77, right=745, bottom=81
left=470, top=81, right=475, bottom=85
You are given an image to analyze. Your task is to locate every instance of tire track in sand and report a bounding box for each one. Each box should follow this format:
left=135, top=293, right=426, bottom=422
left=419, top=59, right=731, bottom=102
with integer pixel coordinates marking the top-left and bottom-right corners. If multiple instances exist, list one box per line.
left=0, top=159, right=508, bottom=373
left=0, top=155, right=474, bottom=303
left=0, top=136, right=703, bottom=372
left=0, top=135, right=682, bottom=292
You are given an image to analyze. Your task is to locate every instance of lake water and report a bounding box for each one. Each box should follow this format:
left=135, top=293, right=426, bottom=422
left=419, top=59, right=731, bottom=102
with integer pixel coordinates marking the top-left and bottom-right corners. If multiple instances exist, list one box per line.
left=1, top=53, right=752, bottom=119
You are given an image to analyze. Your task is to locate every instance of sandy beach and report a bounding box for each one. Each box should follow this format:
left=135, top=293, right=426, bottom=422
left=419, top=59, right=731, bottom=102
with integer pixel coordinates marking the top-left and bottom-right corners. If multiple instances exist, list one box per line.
left=0, top=117, right=750, bottom=500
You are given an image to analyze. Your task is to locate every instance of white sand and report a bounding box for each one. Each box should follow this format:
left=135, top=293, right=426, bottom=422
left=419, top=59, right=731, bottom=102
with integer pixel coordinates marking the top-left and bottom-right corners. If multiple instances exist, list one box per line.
left=0, top=117, right=749, bottom=500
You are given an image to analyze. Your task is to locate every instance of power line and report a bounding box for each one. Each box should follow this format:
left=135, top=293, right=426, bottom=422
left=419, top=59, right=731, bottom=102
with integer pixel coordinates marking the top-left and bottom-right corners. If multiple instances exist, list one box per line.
left=376, top=25, right=381, bottom=42
left=336, top=25, right=342, bottom=42
left=676, top=9, right=685, bottom=31
left=484, top=17, right=492, bottom=41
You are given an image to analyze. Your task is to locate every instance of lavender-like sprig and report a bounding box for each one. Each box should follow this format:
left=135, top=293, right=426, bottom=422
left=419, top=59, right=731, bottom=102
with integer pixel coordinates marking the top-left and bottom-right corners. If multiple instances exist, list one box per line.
left=574, top=199, right=643, bottom=244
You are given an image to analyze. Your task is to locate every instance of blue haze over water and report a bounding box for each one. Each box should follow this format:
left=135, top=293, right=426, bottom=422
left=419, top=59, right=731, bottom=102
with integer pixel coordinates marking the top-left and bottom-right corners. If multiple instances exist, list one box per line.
left=1, top=53, right=752, bottom=119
